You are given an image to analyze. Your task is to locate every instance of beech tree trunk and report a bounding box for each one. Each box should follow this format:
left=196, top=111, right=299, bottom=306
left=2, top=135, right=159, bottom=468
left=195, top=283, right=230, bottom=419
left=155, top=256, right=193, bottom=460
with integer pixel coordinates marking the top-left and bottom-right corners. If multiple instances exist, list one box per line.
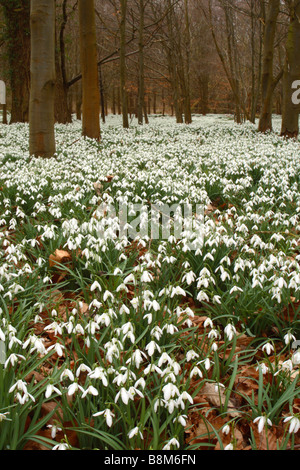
left=137, top=0, right=145, bottom=125
left=281, top=2, right=300, bottom=138
left=29, top=0, right=56, bottom=158
left=258, top=0, right=280, bottom=133
left=120, top=0, right=129, bottom=128
left=79, top=0, right=101, bottom=140
left=0, top=0, right=30, bottom=123
left=54, top=0, right=72, bottom=124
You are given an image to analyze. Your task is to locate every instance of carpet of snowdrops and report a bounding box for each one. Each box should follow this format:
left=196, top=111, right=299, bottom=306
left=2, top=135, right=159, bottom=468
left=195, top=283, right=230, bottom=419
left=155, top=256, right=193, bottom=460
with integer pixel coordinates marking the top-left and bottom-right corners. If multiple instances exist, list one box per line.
left=0, top=114, right=300, bottom=450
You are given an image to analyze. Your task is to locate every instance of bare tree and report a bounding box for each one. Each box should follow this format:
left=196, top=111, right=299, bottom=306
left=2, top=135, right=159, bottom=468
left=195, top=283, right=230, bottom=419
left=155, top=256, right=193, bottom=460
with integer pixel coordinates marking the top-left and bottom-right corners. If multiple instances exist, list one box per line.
left=79, top=0, right=101, bottom=140
left=258, top=0, right=281, bottom=132
left=29, top=0, right=56, bottom=158
left=281, top=0, right=300, bottom=138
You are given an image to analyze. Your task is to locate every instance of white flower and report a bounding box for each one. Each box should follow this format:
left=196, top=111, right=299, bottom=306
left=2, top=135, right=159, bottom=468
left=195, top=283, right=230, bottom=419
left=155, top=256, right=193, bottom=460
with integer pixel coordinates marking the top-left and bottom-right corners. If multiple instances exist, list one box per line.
left=60, top=369, right=75, bottom=382
left=253, top=415, right=272, bottom=434
left=76, top=363, right=92, bottom=377
left=45, top=384, right=62, bottom=399
left=145, top=340, right=161, bottom=357
left=52, top=443, right=71, bottom=450
left=93, top=409, right=115, bottom=428
left=140, top=271, right=153, bottom=283
left=82, top=385, right=99, bottom=398
left=284, top=331, right=296, bottom=345
left=162, top=383, right=180, bottom=401
left=163, top=437, right=180, bottom=450
left=128, top=426, right=143, bottom=440
left=90, top=280, right=102, bottom=292
left=262, top=342, right=274, bottom=356
left=47, top=424, right=62, bottom=439
left=222, top=424, right=231, bottom=435
left=292, top=350, right=300, bottom=365
left=67, top=382, right=84, bottom=396
left=203, top=318, right=214, bottom=328
left=283, top=416, right=300, bottom=434
left=224, top=443, right=234, bottom=450
left=224, top=323, right=237, bottom=341
left=0, top=412, right=9, bottom=422
left=186, top=350, right=199, bottom=362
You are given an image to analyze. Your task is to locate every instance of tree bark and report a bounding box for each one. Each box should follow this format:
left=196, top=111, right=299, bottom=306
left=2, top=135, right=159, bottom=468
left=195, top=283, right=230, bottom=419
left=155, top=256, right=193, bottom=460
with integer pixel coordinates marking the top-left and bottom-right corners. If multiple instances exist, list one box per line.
left=1, top=0, right=30, bottom=123
left=258, top=0, right=280, bottom=133
left=29, top=0, right=56, bottom=158
left=54, top=0, right=72, bottom=124
left=137, top=0, right=145, bottom=125
left=120, top=0, right=129, bottom=128
left=79, top=0, right=101, bottom=140
left=281, top=2, right=300, bottom=138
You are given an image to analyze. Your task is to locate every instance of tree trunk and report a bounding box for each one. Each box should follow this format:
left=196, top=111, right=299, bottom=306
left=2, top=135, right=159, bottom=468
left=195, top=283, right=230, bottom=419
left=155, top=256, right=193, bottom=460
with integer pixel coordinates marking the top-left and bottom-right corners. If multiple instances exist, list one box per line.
left=137, top=0, right=145, bottom=125
left=281, top=2, right=300, bottom=138
left=120, top=0, right=129, bottom=128
left=1, top=0, right=30, bottom=123
left=29, top=0, right=56, bottom=158
left=54, top=0, right=72, bottom=124
left=99, top=64, right=106, bottom=124
left=78, top=0, right=101, bottom=140
left=258, top=0, right=280, bottom=133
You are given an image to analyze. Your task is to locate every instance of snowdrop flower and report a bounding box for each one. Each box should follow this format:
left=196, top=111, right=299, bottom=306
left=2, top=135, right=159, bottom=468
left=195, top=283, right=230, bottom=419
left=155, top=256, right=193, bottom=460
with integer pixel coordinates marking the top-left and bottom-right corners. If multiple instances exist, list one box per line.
left=67, top=382, right=85, bottom=396
left=284, top=331, right=296, bottom=345
left=93, top=409, right=115, bottom=428
left=47, top=424, right=62, bottom=439
left=224, top=323, right=237, bottom=341
left=163, top=437, right=180, bottom=450
left=140, top=271, right=153, bottom=283
left=262, top=342, right=274, bottom=356
left=4, top=353, right=25, bottom=368
left=198, top=358, right=212, bottom=370
left=190, top=366, right=203, bottom=379
left=186, top=350, right=199, bottom=362
left=126, top=349, right=147, bottom=368
left=52, top=443, right=71, bottom=450
left=123, top=273, right=136, bottom=285
left=145, top=340, right=161, bottom=357
left=128, top=426, right=143, bottom=440
left=90, top=280, right=102, bottom=292
left=162, top=383, right=180, bottom=401
left=173, top=414, right=188, bottom=426
left=283, top=415, right=300, bottom=434
left=170, top=286, right=186, bottom=297
left=9, top=379, right=28, bottom=394
left=292, top=350, right=300, bottom=366
left=47, top=342, right=65, bottom=357
left=0, top=412, right=9, bottom=423
left=45, top=384, right=62, bottom=399
left=224, top=443, right=234, bottom=450
left=76, top=363, right=92, bottom=377
left=88, top=367, right=108, bottom=386
left=253, top=415, right=272, bottom=434
left=60, top=369, right=75, bottom=382
left=182, top=271, right=196, bottom=285
left=81, top=385, right=99, bottom=398
left=177, top=391, right=193, bottom=407
left=208, top=329, right=220, bottom=340
left=222, top=424, right=231, bottom=435
left=203, top=318, right=214, bottom=328
left=143, top=363, right=162, bottom=375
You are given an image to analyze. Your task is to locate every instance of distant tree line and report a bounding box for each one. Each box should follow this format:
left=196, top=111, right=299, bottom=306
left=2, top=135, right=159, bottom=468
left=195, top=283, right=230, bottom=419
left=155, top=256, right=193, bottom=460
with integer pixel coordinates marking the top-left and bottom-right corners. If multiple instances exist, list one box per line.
left=0, top=0, right=300, bottom=157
